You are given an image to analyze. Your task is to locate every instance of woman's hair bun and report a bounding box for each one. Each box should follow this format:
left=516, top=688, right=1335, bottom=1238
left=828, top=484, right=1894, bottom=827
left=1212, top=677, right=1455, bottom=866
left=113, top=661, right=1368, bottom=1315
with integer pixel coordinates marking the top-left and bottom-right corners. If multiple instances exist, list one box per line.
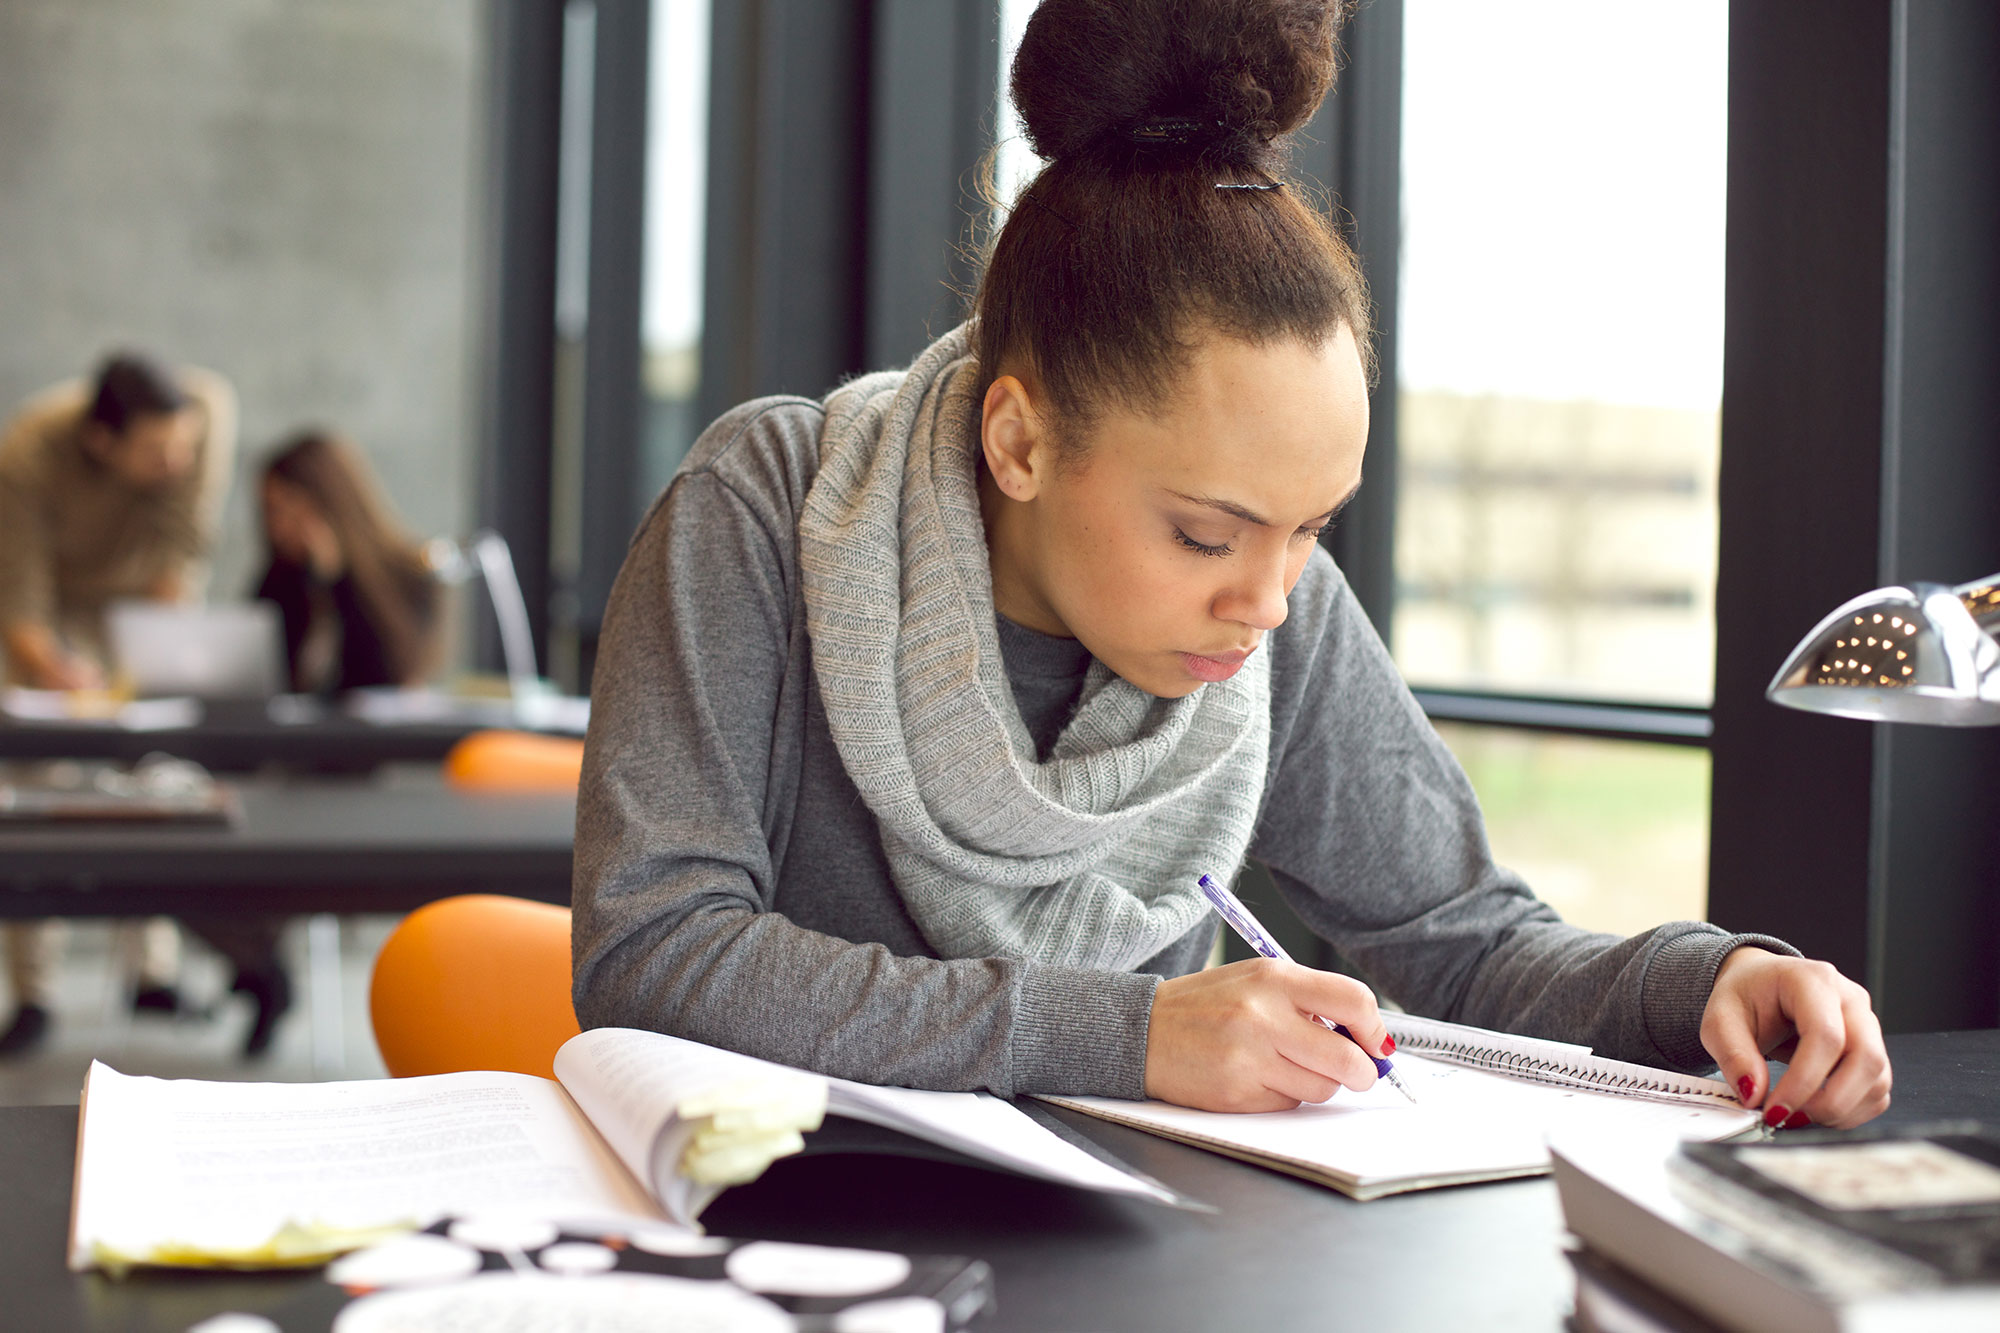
left=1009, top=0, right=1344, bottom=171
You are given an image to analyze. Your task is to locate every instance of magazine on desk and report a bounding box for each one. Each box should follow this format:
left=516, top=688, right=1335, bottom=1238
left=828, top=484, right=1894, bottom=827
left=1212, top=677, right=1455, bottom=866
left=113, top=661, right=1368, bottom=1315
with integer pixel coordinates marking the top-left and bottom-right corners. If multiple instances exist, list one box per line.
left=1038, top=1012, right=1763, bottom=1200
left=68, top=1027, right=1179, bottom=1273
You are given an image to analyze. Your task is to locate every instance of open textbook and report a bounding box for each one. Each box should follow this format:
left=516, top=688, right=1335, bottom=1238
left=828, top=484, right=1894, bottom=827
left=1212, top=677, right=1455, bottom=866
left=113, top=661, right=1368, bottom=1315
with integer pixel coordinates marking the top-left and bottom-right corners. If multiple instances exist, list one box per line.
left=1039, top=1012, right=1764, bottom=1201
left=68, top=1027, right=1178, bottom=1272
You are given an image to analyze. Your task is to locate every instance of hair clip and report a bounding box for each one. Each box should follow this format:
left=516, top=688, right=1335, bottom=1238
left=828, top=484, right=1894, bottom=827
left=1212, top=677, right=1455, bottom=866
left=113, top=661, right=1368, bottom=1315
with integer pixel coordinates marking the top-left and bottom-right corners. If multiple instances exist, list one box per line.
left=1216, top=181, right=1284, bottom=192
left=1128, top=117, right=1212, bottom=146
left=1022, top=190, right=1077, bottom=230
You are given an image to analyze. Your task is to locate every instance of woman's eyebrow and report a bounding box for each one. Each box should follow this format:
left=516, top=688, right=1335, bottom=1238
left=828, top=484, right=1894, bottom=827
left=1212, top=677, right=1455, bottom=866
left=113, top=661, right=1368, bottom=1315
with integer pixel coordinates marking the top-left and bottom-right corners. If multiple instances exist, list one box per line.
left=1166, top=477, right=1363, bottom=529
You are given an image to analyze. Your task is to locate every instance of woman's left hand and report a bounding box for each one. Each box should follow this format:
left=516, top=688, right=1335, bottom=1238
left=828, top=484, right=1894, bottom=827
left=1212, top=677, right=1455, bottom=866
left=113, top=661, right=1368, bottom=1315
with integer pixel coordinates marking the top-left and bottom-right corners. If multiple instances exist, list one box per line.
left=1700, top=946, right=1891, bottom=1130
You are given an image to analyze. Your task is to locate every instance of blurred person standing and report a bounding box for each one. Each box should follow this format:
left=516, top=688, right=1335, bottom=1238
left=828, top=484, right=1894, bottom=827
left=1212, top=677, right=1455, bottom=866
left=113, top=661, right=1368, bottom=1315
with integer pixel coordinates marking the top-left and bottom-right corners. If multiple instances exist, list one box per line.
left=0, top=352, right=237, bottom=1055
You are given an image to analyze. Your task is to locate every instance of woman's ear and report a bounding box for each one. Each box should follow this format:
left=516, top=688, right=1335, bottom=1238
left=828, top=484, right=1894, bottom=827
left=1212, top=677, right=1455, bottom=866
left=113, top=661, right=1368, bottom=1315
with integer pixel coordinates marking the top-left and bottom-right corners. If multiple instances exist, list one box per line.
left=980, top=374, right=1050, bottom=502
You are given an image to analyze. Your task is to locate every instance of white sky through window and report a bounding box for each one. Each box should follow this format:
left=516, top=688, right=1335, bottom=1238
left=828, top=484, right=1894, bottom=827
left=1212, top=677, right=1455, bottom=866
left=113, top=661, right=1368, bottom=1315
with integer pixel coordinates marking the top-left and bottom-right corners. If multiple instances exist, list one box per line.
left=1399, top=1, right=1727, bottom=410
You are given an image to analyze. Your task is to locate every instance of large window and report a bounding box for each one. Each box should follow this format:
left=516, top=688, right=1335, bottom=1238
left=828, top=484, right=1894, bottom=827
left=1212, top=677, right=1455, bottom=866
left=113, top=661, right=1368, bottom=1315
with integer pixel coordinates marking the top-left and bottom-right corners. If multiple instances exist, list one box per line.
left=1394, top=1, right=1728, bottom=930
left=1437, top=722, right=1710, bottom=934
left=995, top=0, right=1041, bottom=208
left=1394, top=1, right=1727, bottom=707
left=642, top=0, right=711, bottom=498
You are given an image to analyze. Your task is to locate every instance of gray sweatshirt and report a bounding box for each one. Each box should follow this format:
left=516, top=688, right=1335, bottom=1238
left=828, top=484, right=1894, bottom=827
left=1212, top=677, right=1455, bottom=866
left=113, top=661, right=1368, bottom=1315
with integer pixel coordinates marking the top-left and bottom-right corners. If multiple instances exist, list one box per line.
left=572, top=396, right=1792, bottom=1099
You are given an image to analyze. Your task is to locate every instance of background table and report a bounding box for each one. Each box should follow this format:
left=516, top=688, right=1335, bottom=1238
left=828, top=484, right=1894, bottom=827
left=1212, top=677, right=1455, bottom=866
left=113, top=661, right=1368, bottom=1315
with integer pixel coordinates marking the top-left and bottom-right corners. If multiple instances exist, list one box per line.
left=0, top=769, right=575, bottom=1072
left=0, top=1030, right=1991, bottom=1332
left=0, top=771, right=576, bottom=918
left=0, top=697, right=528, bottom=773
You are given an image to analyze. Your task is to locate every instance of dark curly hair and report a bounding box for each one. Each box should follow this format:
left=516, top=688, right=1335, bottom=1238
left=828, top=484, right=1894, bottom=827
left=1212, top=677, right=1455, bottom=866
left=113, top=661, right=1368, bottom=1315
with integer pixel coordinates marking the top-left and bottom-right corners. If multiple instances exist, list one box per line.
left=973, top=0, right=1372, bottom=438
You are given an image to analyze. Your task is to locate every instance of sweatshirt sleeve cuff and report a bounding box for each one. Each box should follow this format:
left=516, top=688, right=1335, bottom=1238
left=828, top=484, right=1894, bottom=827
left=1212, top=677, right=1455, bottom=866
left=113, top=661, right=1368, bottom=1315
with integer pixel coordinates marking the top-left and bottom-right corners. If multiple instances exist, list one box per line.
left=1012, top=966, right=1159, bottom=1098
left=1641, top=926, right=1801, bottom=1072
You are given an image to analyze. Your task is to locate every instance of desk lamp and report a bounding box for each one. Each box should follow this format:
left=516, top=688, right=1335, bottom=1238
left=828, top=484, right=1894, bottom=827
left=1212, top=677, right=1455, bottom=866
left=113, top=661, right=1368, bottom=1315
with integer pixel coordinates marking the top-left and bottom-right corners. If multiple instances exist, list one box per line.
left=423, top=530, right=546, bottom=712
left=1766, top=573, right=2000, bottom=725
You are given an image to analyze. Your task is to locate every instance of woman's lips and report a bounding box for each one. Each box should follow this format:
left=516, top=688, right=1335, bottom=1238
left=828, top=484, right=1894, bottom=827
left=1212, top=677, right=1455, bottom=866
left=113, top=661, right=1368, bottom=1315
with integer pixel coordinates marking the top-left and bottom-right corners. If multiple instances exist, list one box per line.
left=1180, top=648, right=1253, bottom=683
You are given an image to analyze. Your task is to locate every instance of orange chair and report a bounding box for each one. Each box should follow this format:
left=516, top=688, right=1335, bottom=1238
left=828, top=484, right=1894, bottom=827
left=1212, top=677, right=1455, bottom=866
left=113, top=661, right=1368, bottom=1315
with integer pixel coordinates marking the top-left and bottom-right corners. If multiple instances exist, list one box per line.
left=443, top=729, right=586, bottom=792
left=369, top=894, right=581, bottom=1079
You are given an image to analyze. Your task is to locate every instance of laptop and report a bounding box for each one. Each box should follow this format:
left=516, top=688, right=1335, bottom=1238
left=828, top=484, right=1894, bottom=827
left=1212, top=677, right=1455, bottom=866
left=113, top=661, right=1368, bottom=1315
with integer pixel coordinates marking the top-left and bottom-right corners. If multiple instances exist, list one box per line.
left=105, top=601, right=286, bottom=700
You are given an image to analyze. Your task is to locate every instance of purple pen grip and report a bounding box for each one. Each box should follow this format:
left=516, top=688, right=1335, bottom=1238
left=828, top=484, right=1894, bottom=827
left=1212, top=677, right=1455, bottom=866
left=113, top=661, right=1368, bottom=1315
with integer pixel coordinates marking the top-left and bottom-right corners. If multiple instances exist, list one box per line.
left=1323, top=1017, right=1395, bottom=1078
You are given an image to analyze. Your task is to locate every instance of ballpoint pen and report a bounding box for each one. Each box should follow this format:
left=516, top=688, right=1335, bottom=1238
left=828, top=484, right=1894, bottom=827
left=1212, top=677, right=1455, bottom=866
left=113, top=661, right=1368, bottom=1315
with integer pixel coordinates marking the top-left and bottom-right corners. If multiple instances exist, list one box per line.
left=1196, top=873, right=1418, bottom=1104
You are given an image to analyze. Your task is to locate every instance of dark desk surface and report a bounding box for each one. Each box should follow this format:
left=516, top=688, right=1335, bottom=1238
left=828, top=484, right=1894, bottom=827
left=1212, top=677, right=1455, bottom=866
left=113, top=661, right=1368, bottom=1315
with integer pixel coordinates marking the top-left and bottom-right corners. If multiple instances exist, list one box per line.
left=0, top=772, right=575, bottom=917
left=0, top=698, right=490, bottom=773
left=2, top=1031, right=1993, bottom=1332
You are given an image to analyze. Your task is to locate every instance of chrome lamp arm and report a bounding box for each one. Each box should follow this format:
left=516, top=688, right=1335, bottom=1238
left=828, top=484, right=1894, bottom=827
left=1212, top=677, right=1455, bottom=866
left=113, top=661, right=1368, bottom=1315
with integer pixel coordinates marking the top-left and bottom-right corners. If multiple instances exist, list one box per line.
left=423, top=530, right=541, bottom=705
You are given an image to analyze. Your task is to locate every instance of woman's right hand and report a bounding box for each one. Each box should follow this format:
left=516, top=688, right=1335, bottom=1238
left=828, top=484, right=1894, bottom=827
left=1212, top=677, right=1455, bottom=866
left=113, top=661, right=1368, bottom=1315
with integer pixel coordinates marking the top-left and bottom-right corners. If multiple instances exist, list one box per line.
left=36, top=651, right=105, bottom=692
left=1142, top=958, right=1392, bottom=1112
left=4, top=622, right=106, bottom=691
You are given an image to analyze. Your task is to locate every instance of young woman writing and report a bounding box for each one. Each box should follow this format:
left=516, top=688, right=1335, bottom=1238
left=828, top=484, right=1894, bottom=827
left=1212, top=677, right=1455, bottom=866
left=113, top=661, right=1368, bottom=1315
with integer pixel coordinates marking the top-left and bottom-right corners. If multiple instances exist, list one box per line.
left=573, top=0, right=1890, bottom=1131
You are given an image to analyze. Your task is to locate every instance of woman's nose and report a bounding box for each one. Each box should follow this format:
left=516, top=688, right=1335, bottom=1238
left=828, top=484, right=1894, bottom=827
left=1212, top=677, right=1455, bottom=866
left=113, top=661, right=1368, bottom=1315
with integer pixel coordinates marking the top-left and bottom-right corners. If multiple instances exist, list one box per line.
left=1217, top=550, right=1291, bottom=632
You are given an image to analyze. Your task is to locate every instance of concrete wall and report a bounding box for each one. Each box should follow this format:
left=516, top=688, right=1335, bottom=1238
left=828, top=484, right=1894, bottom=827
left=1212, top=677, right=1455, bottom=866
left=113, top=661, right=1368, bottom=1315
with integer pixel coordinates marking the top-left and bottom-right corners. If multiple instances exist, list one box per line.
left=0, top=0, right=485, bottom=608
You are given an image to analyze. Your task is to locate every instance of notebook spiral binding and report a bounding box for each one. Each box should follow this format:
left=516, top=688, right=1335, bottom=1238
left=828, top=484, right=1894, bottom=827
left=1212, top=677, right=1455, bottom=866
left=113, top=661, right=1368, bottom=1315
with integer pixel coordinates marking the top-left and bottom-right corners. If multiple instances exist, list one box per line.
left=1394, top=1032, right=1742, bottom=1109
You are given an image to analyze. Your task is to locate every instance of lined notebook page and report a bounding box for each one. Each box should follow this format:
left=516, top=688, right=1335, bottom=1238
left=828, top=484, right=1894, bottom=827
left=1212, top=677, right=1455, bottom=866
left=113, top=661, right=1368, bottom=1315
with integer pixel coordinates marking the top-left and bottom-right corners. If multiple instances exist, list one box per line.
left=1043, top=1049, right=1759, bottom=1200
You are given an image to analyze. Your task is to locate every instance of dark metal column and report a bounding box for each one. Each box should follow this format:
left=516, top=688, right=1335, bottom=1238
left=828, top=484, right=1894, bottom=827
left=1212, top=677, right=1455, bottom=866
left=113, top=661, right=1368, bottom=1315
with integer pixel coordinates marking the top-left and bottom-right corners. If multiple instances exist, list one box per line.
left=698, top=0, right=874, bottom=429
left=1867, top=0, right=2000, bottom=1030
left=865, top=0, right=999, bottom=369
left=1297, top=0, right=1403, bottom=640
left=477, top=0, right=566, bottom=669
left=575, top=0, right=651, bottom=674
left=1709, top=9, right=1890, bottom=985
left=1710, top=0, right=2000, bottom=1030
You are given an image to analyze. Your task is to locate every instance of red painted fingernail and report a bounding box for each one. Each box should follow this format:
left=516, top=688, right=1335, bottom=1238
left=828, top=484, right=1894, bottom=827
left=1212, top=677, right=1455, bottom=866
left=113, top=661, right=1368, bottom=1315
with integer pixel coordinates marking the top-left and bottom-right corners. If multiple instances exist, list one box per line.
left=1737, top=1076, right=1754, bottom=1102
left=1381, top=1035, right=1396, bottom=1056
left=1764, top=1104, right=1791, bottom=1129
left=1784, top=1111, right=1812, bottom=1130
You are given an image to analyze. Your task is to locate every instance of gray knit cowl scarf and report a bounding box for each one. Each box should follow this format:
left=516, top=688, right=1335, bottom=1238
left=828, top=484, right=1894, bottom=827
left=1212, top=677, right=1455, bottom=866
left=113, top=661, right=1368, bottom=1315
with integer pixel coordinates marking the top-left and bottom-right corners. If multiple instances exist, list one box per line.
left=798, top=325, right=1272, bottom=972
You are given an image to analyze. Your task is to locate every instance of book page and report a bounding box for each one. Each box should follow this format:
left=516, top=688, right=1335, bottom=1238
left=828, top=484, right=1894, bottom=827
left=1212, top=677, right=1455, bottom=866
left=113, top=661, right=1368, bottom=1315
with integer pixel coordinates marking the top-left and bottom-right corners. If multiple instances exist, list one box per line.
left=827, top=1080, right=1179, bottom=1203
left=554, top=1029, right=1179, bottom=1210
left=1046, top=1050, right=1758, bottom=1196
left=554, top=1027, right=823, bottom=1223
left=70, top=1062, right=662, bottom=1270
left=554, top=1027, right=802, bottom=1182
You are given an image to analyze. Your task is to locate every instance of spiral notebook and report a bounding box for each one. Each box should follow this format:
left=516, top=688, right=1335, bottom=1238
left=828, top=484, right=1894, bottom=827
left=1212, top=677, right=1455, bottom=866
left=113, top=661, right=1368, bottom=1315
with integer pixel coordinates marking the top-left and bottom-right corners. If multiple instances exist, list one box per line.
left=1038, top=1013, right=1762, bottom=1201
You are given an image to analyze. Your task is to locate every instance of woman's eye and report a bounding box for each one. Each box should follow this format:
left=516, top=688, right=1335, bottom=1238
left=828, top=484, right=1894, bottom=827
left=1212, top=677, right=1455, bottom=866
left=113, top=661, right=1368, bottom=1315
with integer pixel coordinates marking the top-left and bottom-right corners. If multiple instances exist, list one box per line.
left=1172, top=528, right=1232, bottom=558
left=1295, top=523, right=1329, bottom=542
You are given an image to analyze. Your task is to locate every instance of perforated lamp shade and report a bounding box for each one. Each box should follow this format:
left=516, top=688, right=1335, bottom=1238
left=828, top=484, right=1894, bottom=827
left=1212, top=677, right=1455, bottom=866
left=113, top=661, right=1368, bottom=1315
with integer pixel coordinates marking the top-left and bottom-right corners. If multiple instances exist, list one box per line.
left=1766, top=574, right=2000, bottom=725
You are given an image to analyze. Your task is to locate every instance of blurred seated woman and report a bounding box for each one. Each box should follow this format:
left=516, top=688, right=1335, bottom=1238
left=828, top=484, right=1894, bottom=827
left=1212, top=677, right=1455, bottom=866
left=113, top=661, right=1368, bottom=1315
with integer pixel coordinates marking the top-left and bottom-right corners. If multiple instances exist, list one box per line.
left=255, top=429, right=441, bottom=694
